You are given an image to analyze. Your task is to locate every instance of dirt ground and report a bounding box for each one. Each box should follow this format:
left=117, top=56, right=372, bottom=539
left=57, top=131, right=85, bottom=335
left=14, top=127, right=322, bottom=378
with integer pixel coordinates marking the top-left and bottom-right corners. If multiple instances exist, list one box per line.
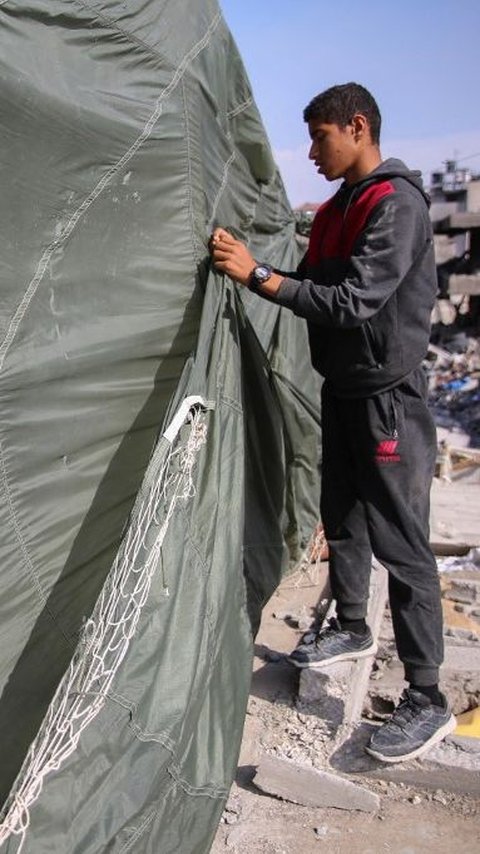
left=211, top=567, right=480, bottom=854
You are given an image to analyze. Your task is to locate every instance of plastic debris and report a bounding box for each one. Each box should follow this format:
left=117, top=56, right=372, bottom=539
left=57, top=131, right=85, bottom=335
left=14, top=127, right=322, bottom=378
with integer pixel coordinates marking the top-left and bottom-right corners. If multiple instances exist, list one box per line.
left=455, top=706, right=480, bottom=739
left=437, top=547, right=480, bottom=573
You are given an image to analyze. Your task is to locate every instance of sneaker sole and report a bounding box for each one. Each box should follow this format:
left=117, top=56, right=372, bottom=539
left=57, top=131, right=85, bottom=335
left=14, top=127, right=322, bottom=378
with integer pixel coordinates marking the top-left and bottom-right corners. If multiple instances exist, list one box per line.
left=287, top=642, right=377, bottom=670
left=365, top=713, right=457, bottom=764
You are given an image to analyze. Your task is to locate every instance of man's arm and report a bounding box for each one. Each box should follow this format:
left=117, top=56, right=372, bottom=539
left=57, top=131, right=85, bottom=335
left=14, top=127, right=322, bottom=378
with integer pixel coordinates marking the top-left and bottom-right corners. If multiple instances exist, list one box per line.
left=211, top=194, right=432, bottom=328
left=210, top=228, right=285, bottom=295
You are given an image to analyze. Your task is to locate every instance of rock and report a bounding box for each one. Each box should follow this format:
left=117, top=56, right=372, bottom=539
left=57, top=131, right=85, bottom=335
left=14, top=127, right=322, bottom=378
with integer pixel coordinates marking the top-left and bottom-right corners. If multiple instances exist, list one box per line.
left=314, top=826, right=328, bottom=838
left=264, top=649, right=284, bottom=663
left=409, top=795, right=422, bottom=805
left=445, top=627, right=480, bottom=642
left=253, top=754, right=380, bottom=813
left=272, top=609, right=292, bottom=621
left=272, top=607, right=311, bottom=630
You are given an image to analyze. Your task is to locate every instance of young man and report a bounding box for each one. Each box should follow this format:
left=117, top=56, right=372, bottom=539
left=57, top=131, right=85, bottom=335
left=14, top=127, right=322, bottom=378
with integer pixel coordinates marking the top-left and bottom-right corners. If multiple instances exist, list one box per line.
left=210, top=83, right=456, bottom=763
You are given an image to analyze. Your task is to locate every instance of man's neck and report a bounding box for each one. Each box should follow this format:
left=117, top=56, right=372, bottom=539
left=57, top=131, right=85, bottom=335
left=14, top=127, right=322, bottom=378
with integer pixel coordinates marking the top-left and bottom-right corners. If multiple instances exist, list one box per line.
left=344, top=147, right=382, bottom=185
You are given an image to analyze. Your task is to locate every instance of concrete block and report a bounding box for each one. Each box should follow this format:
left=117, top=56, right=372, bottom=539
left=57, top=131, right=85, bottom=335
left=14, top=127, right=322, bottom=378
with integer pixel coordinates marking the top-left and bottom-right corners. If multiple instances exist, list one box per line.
left=253, top=753, right=380, bottom=813
left=421, top=737, right=480, bottom=771
left=299, top=662, right=351, bottom=728
left=298, top=564, right=388, bottom=729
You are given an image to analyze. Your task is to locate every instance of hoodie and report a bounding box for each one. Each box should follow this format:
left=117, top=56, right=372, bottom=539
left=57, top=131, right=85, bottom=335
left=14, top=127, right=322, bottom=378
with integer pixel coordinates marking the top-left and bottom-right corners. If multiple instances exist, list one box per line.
left=273, top=158, right=437, bottom=397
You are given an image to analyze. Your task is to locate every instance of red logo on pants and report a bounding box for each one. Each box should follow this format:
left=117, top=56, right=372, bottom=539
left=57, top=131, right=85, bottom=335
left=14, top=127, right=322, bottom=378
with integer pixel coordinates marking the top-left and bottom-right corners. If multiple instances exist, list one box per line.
left=375, top=440, right=400, bottom=463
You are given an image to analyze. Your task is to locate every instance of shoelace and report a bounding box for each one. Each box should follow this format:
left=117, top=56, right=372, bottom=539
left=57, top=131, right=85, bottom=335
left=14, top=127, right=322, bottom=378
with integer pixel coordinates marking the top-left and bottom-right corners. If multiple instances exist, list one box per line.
left=299, top=618, right=339, bottom=647
left=313, top=617, right=343, bottom=646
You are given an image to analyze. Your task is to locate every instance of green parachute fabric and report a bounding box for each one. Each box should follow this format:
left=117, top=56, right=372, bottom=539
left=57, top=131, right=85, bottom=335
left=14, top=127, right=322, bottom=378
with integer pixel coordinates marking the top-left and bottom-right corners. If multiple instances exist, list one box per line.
left=0, top=2, right=321, bottom=851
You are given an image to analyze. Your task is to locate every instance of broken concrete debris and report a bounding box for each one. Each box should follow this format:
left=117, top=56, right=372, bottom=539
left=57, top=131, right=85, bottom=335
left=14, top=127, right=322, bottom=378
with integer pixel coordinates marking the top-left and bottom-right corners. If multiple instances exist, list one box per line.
left=426, top=335, right=480, bottom=447
left=438, top=547, right=480, bottom=575
left=253, top=754, right=380, bottom=813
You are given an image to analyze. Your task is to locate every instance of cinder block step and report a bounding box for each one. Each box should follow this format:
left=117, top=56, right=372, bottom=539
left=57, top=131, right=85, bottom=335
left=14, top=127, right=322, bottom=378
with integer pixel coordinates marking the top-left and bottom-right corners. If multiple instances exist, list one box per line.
left=299, top=563, right=388, bottom=730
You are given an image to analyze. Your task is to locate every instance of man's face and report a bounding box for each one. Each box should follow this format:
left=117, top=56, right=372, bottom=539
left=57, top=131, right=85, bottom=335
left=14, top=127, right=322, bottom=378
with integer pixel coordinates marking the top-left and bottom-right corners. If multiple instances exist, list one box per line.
left=308, top=118, right=359, bottom=182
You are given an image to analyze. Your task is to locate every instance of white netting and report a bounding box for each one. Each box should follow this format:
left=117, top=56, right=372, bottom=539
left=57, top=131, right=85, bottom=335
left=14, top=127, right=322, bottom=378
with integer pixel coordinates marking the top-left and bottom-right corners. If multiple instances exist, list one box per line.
left=0, top=397, right=210, bottom=852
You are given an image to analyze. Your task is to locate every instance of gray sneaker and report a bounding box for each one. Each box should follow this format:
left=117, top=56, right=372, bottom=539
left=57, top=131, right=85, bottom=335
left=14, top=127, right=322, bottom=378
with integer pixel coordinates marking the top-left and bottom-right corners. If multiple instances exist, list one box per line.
left=287, top=617, right=376, bottom=669
left=365, top=688, right=456, bottom=763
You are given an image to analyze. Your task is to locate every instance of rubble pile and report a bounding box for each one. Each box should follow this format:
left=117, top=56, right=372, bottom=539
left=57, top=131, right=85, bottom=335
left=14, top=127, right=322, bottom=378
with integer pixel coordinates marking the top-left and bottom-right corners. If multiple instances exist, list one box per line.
left=425, top=335, right=480, bottom=446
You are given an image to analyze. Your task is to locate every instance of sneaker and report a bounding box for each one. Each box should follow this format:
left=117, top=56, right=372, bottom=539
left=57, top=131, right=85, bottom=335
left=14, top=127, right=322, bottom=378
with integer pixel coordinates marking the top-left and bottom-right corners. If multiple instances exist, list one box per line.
left=287, top=617, right=376, bottom=669
left=365, top=688, right=456, bottom=764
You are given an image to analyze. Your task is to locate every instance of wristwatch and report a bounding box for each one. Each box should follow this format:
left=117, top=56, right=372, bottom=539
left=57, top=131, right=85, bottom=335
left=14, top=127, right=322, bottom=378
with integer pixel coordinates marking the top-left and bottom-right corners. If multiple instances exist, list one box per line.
left=248, top=263, right=273, bottom=292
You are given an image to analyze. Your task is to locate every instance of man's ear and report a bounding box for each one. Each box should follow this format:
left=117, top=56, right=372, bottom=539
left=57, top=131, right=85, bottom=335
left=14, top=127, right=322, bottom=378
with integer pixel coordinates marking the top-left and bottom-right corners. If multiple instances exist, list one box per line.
left=350, top=113, right=368, bottom=141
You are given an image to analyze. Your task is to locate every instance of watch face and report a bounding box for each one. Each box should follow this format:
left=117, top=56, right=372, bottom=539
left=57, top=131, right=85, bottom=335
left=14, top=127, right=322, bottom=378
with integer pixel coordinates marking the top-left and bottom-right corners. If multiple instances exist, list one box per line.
left=254, top=264, right=272, bottom=282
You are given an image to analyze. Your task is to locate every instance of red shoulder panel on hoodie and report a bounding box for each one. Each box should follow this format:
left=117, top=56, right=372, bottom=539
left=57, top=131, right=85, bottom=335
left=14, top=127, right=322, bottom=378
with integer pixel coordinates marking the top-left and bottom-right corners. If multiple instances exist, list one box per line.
left=307, top=180, right=395, bottom=265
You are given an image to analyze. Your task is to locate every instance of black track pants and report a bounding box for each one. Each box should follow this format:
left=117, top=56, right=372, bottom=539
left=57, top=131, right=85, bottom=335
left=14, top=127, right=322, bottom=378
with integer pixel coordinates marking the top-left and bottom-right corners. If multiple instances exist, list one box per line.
left=320, top=368, right=443, bottom=686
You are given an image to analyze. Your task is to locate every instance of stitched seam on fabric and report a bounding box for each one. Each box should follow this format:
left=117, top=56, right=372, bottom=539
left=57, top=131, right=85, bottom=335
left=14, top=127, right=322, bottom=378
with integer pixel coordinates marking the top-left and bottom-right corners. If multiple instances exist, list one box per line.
left=167, top=762, right=228, bottom=798
left=106, top=690, right=138, bottom=712
left=0, top=9, right=222, bottom=372
left=129, top=723, right=176, bottom=753
left=209, top=150, right=236, bottom=227
left=126, top=718, right=227, bottom=796
left=0, top=439, right=73, bottom=647
left=117, top=806, right=158, bottom=854
left=219, top=393, right=243, bottom=415
left=75, top=0, right=175, bottom=62
left=247, top=182, right=266, bottom=250
left=182, top=526, right=211, bottom=578
left=207, top=99, right=255, bottom=230
left=0, top=439, right=48, bottom=606
left=106, top=692, right=177, bottom=752
left=226, top=95, right=253, bottom=119
left=181, top=77, right=202, bottom=264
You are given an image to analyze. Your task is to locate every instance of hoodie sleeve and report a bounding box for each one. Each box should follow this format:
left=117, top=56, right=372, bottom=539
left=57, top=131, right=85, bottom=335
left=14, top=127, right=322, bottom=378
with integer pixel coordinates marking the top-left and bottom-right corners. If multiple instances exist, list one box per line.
left=270, top=192, right=432, bottom=329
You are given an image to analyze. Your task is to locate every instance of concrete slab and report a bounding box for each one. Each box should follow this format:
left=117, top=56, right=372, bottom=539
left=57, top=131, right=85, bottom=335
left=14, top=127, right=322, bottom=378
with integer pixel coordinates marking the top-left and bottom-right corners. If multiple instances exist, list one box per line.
left=329, top=722, right=480, bottom=796
left=448, top=734, right=480, bottom=754
left=253, top=753, right=380, bottom=813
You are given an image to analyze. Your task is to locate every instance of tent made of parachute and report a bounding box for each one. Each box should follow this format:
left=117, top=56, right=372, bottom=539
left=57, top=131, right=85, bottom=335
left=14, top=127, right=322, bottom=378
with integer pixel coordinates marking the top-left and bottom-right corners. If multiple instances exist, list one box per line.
left=0, top=1, right=321, bottom=851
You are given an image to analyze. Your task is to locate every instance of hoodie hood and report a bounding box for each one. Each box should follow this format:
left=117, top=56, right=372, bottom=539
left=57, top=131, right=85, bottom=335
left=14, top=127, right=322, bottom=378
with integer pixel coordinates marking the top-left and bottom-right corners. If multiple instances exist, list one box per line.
left=340, top=157, right=431, bottom=207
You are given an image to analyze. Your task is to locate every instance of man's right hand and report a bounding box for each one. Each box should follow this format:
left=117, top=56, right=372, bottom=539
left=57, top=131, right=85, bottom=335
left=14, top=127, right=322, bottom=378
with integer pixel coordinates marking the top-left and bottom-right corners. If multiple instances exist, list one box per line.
left=209, top=228, right=256, bottom=287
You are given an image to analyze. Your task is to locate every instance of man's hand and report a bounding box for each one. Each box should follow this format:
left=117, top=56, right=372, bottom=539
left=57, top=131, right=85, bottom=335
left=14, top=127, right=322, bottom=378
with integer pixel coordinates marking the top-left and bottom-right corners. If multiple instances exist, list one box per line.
left=209, top=227, right=284, bottom=296
left=210, top=228, right=255, bottom=286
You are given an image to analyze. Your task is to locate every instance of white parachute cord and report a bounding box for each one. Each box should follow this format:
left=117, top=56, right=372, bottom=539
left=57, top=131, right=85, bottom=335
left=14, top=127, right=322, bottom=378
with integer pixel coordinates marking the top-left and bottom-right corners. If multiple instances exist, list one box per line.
left=284, top=521, right=327, bottom=589
left=0, top=396, right=212, bottom=852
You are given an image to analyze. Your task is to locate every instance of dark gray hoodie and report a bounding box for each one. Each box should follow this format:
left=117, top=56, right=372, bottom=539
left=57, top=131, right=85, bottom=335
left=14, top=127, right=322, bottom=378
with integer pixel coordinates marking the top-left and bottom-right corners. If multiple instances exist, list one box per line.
left=272, top=158, right=436, bottom=397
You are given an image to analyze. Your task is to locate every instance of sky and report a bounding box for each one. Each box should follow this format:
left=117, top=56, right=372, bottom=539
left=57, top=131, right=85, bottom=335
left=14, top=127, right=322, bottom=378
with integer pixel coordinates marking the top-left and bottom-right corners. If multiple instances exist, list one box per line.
left=220, top=0, right=480, bottom=206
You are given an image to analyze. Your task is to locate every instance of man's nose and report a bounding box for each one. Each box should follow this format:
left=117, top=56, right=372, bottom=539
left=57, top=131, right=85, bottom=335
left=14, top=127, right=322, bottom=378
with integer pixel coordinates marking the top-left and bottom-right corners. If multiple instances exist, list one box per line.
left=308, top=142, right=317, bottom=160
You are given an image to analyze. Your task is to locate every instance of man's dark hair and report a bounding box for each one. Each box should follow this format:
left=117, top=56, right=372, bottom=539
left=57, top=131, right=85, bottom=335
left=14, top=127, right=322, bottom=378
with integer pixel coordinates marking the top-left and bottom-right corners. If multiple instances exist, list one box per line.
left=303, top=83, right=381, bottom=144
